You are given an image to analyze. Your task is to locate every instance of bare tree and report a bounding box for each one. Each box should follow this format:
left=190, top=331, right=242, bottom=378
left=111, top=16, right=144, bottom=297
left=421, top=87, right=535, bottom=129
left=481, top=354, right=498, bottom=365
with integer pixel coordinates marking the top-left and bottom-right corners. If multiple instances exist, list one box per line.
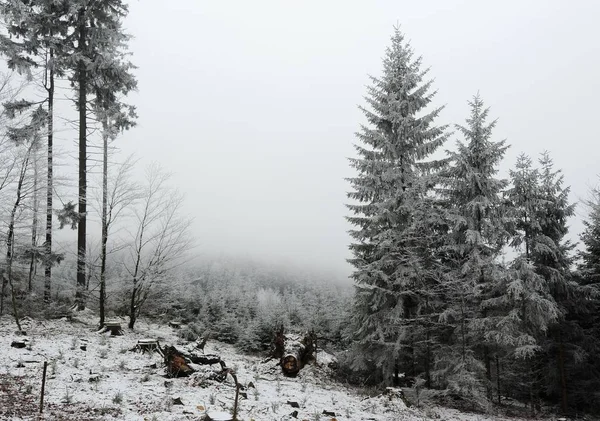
left=89, top=154, right=139, bottom=327
left=3, top=140, right=37, bottom=331
left=125, top=163, right=193, bottom=329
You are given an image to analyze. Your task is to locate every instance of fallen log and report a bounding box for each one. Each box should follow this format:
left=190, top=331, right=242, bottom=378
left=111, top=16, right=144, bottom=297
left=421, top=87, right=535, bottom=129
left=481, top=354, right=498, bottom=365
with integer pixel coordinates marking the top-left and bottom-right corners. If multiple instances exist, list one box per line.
left=276, top=331, right=316, bottom=377
left=187, top=353, right=226, bottom=370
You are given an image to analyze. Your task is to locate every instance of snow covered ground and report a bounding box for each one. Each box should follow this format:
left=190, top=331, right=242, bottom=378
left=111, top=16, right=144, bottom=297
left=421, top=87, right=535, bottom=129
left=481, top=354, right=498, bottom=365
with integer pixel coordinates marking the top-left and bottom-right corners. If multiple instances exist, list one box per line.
left=0, top=313, right=551, bottom=421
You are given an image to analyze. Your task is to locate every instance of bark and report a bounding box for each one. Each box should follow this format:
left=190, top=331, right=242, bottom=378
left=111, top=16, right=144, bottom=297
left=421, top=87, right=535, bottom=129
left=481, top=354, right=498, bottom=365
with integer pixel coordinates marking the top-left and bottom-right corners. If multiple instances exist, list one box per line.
left=75, top=6, right=87, bottom=311
left=28, top=148, right=39, bottom=292
left=558, top=331, right=568, bottom=413
left=163, top=345, right=195, bottom=378
left=99, top=118, right=108, bottom=327
left=277, top=332, right=316, bottom=377
left=496, top=355, right=501, bottom=405
left=44, top=46, right=54, bottom=303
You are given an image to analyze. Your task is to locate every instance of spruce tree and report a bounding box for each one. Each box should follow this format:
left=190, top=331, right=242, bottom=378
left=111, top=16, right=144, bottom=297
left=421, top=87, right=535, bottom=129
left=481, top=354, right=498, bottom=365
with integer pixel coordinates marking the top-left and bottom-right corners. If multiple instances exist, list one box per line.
left=580, top=182, right=600, bottom=285
left=64, top=0, right=133, bottom=310
left=437, top=94, right=508, bottom=401
left=346, top=27, right=448, bottom=383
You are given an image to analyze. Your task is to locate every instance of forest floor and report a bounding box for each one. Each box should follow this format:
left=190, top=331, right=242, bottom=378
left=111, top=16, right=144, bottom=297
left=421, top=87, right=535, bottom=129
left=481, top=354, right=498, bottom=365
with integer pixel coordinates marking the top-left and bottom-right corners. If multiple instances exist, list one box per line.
left=0, top=312, right=569, bottom=421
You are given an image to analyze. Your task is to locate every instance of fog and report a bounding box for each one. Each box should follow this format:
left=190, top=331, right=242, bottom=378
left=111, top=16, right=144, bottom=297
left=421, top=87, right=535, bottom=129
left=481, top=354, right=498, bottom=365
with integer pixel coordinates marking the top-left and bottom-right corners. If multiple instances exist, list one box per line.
left=103, top=0, right=600, bottom=278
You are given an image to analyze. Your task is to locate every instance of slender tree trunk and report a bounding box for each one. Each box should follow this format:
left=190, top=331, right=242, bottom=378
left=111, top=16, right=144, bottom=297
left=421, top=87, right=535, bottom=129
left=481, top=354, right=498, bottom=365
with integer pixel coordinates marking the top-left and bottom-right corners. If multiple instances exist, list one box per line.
left=7, top=153, right=30, bottom=332
left=44, top=47, right=54, bottom=303
left=0, top=278, right=6, bottom=315
left=128, top=283, right=137, bottom=329
left=496, top=355, right=501, bottom=405
left=99, top=118, right=109, bottom=328
left=425, top=327, right=431, bottom=388
left=558, top=330, right=568, bottom=413
left=28, top=148, right=39, bottom=292
left=75, top=8, right=87, bottom=311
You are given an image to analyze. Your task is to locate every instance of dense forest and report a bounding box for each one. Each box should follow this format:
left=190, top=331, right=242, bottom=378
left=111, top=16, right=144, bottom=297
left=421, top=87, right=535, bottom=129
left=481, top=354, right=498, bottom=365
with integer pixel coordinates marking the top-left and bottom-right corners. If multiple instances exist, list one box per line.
left=0, top=1, right=598, bottom=419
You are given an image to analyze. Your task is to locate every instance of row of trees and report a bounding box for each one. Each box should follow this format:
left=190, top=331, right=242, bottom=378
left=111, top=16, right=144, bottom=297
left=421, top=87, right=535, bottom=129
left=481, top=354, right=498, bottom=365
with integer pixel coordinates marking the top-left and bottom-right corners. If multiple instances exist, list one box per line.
left=0, top=1, right=191, bottom=329
left=346, top=27, right=600, bottom=414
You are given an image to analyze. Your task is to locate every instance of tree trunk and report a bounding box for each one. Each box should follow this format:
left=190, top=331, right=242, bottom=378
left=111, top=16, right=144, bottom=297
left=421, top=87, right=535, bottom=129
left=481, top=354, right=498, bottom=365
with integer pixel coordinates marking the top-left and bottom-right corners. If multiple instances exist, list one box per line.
left=128, top=283, right=137, bottom=329
left=44, top=47, right=54, bottom=303
left=75, top=7, right=87, bottom=311
left=99, top=118, right=109, bottom=328
left=496, top=355, right=501, bottom=405
left=6, top=152, right=30, bottom=332
left=28, top=148, right=39, bottom=292
left=558, top=330, right=568, bottom=413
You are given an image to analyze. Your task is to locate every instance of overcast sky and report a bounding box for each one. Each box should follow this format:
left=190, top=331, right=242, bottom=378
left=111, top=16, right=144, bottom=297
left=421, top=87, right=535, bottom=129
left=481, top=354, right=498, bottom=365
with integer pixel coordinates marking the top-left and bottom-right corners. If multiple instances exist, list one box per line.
left=110, top=0, right=600, bottom=278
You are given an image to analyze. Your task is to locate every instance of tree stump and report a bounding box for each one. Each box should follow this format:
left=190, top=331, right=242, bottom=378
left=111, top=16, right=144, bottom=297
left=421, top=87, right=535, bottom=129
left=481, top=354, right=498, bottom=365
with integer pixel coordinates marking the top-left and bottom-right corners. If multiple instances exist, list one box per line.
left=98, top=322, right=123, bottom=336
left=204, top=411, right=232, bottom=421
left=131, top=339, right=163, bottom=355
left=11, top=340, right=28, bottom=349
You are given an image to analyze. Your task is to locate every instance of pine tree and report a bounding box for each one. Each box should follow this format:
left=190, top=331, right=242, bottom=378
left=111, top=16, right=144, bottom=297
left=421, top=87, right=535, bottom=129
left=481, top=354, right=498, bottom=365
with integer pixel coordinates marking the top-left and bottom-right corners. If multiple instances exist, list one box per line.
left=437, top=94, right=508, bottom=401
left=346, top=27, right=448, bottom=383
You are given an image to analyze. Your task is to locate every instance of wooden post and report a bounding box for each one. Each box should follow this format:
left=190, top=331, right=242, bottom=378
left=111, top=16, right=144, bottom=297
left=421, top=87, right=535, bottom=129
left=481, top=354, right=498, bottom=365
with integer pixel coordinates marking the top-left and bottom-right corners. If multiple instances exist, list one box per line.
left=229, top=369, right=240, bottom=421
left=40, top=361, right=48, bottom=413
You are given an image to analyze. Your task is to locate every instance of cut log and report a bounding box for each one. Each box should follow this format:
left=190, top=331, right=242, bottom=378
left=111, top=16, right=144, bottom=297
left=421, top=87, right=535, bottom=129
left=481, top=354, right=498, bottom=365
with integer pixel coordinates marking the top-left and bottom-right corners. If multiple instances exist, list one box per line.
left=98, top=322, right=123, bottom=336
left=277, top=332, right=316, bottom=377
left=163, top=345, right=194, bottom=377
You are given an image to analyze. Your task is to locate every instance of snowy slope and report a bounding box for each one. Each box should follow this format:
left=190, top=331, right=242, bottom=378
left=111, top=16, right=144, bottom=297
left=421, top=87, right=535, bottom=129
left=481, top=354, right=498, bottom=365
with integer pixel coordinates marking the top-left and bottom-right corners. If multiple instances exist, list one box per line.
left=0, top=313, right=550, bottom=421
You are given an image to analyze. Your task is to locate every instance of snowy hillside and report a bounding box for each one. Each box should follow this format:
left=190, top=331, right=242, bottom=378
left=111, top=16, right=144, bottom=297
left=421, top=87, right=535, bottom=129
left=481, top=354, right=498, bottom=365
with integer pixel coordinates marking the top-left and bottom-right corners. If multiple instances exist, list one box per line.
left=0, top=313, right=554, bottom=421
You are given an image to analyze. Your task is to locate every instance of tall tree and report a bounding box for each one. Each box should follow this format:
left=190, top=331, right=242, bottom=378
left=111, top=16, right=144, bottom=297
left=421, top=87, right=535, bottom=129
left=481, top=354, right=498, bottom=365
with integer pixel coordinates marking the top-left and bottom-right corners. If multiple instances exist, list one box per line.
left=534, top=152, right=576, bottom=413
left=0, top=0, right=70, bottom=302
left=437, top=94, right=509, bottom=400
left=346, top=27, right=448, bottom=383
left=65, top=0, right=133, bottom=310
left=88, top=9, right=137, bottom=327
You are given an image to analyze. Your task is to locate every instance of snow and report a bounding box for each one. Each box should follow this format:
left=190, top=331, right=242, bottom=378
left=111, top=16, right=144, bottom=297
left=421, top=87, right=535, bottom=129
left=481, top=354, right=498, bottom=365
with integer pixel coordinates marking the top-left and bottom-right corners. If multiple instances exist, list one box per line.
left=0, top=313, right=547, bottom=421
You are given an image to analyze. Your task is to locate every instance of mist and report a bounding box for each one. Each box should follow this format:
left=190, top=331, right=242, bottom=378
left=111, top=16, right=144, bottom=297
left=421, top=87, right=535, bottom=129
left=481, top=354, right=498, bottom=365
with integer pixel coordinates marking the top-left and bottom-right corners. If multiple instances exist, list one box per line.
left=61, top=0, right=599, bottom=278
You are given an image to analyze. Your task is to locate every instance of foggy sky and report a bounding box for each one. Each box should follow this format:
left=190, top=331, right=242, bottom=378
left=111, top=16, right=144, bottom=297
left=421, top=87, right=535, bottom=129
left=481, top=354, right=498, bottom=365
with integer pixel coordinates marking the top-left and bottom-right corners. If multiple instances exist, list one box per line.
left=115, top=0, right=600, bottom=278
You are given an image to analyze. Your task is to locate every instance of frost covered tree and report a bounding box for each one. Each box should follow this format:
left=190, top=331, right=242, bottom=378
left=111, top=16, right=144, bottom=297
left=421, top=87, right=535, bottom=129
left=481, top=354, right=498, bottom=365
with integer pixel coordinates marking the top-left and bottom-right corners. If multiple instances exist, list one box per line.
left=126, top=164, right=193, bottom=329
left=579, top=181, right=600, bottom=286
left=346, top=27, right=448, bottom=383
left=65, top=0, right=134, bottom=310
left=532, top=152, right=576, bottom=413
left=0, top=0, right=71, bottom=302
left=480, top=153, right=563, bottom=409
left=437, top=94, right=508, bottom=400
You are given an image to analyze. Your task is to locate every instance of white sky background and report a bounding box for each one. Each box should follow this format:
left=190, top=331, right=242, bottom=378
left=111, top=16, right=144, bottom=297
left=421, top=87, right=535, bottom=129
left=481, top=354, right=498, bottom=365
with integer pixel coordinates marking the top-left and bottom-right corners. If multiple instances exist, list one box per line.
left=99, top=0, right=600, bottom=279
